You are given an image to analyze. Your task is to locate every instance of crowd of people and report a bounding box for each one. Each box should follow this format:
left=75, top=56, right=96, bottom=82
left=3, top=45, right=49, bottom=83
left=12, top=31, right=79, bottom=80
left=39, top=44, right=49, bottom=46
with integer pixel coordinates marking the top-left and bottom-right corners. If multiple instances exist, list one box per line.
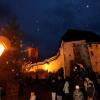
left=28, top=63, right=99, bottom=100
left=28, top=76, right=97, bottom=100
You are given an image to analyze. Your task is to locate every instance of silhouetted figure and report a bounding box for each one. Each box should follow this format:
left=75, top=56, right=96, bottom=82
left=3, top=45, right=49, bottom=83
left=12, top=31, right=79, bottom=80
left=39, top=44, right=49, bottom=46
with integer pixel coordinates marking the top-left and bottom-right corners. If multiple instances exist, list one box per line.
left=87, top=83, right=95, bottom=100
left=51, top=78, right=57, bottom=100
left=0, top=86, right=3, bottom=100
left=84, top=77, right=94, bottom=100
left=56, top=76, right=64, bottom=100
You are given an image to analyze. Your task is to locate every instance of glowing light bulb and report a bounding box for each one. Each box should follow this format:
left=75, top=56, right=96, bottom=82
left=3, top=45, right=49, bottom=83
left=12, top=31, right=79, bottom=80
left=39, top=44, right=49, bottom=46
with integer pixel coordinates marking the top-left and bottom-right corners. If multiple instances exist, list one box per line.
left=0, top=44, right=5, bottom=56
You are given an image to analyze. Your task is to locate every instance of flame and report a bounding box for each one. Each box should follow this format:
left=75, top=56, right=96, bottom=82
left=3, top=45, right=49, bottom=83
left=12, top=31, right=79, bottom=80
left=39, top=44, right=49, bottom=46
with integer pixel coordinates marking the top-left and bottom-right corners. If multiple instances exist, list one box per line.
left=0, top=44, right=5, bottom=56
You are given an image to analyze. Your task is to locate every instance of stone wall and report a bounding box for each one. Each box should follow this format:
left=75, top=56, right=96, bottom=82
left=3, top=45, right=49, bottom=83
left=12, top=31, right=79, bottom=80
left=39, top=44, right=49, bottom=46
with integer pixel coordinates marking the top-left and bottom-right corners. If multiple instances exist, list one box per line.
left=88, top=43, right=100, bottom=73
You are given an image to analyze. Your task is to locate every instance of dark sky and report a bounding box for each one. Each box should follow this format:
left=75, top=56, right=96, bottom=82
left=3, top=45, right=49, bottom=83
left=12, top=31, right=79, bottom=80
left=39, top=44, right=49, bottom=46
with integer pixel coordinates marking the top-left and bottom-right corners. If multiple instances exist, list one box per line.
left=0, top=0, right=100, bottom=59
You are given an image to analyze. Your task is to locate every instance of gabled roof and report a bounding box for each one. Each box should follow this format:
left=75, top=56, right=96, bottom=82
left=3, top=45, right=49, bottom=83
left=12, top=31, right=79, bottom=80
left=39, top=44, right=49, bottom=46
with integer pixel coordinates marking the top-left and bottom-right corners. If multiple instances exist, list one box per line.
left=62, top=29, right=100, bottom=42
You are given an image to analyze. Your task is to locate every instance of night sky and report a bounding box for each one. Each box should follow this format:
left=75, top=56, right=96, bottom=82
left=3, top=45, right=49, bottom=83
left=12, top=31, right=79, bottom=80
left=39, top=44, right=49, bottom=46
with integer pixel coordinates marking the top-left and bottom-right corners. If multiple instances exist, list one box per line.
left=0, top=0, right=100, bottom=59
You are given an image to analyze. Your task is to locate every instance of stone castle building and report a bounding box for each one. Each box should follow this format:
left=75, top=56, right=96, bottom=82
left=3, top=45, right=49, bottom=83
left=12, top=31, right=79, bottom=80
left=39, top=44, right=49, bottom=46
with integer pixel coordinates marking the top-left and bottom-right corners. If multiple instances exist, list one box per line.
left=88, top=43, right=100, bottom=73
left=22, top=29, right=100, bottom=78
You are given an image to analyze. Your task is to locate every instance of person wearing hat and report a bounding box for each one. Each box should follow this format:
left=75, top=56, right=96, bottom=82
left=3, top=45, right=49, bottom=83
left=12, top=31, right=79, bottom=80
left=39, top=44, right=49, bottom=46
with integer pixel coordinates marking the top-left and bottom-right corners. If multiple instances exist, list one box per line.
left=73, top=85, right=84, bottom=100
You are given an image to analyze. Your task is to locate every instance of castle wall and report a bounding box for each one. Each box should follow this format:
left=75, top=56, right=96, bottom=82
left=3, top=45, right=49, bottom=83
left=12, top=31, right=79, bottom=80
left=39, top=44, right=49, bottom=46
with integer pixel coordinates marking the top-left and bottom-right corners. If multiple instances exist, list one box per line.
left=22, top=42, right=64, bottom=74
left=88, top=43, right=100, bottom=73
left=63, top=42, right=75, bottom=77
left=22, top=41, right=100, bottom=78
left=63, top=40, right=91, bottom=77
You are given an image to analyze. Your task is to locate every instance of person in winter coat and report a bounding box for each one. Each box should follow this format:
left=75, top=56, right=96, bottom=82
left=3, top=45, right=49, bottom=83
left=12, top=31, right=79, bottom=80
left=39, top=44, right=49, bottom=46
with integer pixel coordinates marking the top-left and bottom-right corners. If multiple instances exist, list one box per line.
left=56, top=76, right=64, bottom=100
left=63, top=78, right=69, bottom=100
left=84, top=77, right=94, bottom=99
left=73, top=85, right=84, bottom=100
left=87, top=83, right=95, bottom=100
left=30, top=92, right=36, bottom=100
left=51, top=78, right=57, bottom=100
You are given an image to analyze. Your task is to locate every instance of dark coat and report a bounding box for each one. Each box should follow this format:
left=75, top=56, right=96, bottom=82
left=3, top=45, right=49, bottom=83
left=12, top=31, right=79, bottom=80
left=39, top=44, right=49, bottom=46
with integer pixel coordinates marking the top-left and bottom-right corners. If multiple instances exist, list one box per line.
left=56, top=79, right=64, bottom=95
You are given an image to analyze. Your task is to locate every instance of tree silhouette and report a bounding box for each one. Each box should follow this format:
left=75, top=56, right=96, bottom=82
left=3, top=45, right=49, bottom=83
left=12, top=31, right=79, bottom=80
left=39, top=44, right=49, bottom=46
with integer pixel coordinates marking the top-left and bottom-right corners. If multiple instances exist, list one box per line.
left=0, top=16, right=23, bottom=80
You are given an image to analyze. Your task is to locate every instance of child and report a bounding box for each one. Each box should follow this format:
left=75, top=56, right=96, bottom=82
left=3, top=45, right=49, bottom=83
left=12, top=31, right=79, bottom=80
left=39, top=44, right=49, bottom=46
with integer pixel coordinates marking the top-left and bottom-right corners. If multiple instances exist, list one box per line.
left=73, top=85, right=84, bottom=100
left=30, top=92, right=36, bottom=100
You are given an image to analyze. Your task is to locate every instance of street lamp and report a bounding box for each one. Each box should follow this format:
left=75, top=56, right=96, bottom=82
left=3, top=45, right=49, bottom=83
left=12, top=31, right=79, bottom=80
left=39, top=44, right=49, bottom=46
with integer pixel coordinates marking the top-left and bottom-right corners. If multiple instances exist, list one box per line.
left=0, top=36, right=11, bottom=56
left=0, top=43, right=5, bottom=56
